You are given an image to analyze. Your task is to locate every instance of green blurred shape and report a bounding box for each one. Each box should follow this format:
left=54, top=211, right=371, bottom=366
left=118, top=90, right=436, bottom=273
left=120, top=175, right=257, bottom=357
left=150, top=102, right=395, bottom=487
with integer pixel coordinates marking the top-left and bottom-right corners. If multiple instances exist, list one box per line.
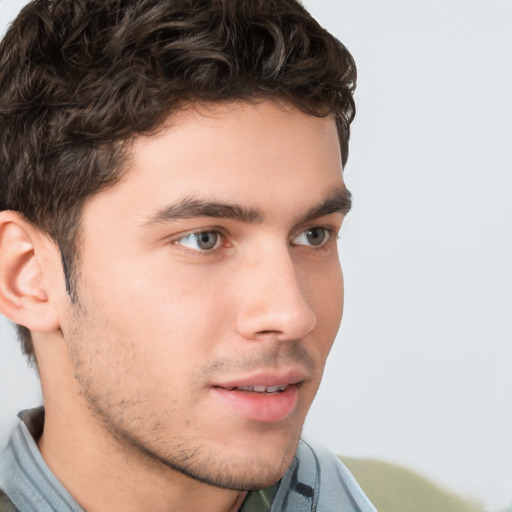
left=340, top=456, right=484, bottom=512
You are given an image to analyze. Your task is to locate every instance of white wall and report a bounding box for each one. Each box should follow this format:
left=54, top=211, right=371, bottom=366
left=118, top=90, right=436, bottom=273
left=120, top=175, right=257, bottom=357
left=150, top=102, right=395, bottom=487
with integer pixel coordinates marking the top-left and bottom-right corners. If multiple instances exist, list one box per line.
left=1, top=1, right=511, bottom=510
left=300, top=1, right=512, bottom=511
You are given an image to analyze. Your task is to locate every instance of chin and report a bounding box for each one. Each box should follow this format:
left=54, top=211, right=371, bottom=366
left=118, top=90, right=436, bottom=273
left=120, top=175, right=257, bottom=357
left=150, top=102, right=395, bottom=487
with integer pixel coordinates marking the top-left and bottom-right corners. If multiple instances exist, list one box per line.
left=216, top=436, right=300, bottom=490
left=188, top=460, right=292, bottom=492
left=163, top=433, right=301, bottom=492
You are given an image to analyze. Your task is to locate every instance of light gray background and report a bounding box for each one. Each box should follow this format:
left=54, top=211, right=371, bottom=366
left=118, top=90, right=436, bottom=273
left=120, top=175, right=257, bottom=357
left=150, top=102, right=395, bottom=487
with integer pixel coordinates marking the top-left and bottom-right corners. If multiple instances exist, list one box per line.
left=1, top=1, right=511, bottom=510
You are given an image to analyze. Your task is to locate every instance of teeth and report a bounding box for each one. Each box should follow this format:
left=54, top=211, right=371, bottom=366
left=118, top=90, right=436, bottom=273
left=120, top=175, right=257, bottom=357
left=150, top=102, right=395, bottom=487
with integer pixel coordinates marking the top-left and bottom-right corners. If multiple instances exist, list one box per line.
left=235, top=384, right=288, bottom=393
left=267, top=385, right=287, bottom=393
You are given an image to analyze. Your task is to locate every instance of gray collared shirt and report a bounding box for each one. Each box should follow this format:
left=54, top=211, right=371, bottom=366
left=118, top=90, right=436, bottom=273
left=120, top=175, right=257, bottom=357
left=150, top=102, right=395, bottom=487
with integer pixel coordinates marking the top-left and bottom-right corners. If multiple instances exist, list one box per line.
left=0, top=408, right=376, bottom=512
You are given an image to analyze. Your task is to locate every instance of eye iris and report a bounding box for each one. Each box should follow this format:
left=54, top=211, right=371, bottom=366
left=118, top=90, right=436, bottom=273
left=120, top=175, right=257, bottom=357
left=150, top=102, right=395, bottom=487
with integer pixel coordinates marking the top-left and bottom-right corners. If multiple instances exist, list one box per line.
left=197, top=232, right=218, bottom=250
left=306, top=228, right=326, bottom=246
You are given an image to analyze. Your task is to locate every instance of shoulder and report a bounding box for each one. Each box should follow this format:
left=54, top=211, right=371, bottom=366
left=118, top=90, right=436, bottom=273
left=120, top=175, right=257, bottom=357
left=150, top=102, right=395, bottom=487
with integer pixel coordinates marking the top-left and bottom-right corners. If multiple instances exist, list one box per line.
left=0, top=489, right=19, bottom=512
left=270, top=440, right=377, bottom=512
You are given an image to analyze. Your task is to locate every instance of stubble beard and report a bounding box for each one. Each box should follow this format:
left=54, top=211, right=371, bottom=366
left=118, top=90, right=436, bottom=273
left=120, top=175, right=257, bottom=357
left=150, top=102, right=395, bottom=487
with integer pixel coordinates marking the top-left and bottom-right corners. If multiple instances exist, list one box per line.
left=75, top=377, right=304, bottom=491
left=64, top=308, right=314, bottom=492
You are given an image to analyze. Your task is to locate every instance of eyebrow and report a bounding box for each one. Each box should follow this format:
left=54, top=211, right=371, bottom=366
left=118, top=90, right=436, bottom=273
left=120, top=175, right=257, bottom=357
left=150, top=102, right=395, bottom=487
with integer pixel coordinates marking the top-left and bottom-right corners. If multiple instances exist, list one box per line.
left=142, top=188, right=351, bottom=226
left=302, top=188, right=352, bottom=221
left=143, top=197, right=264, bottom=225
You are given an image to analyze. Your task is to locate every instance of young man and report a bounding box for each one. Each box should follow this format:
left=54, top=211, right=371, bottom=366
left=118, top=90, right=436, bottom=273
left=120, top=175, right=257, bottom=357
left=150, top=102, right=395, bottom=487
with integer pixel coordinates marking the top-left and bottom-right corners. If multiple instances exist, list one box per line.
left=0, top=1, right=375, bottom=511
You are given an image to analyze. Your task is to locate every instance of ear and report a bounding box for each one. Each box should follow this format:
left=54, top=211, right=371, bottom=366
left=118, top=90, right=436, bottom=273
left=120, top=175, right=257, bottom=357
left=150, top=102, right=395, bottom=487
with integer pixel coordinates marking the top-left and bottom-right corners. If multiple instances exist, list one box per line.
left=0, top=211, right=61, bottom=333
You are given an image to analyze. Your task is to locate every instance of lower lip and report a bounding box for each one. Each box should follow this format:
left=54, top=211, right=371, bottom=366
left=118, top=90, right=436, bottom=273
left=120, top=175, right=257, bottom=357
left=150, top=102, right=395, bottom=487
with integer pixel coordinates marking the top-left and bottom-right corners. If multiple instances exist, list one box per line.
left=211, top=385, right=299, bottom=423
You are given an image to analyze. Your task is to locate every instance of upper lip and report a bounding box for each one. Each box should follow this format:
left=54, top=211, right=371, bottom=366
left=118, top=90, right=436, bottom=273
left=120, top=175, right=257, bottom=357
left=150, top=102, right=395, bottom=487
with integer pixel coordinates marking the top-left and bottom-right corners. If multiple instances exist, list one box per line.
left=212, top=368, right=308, bottom=390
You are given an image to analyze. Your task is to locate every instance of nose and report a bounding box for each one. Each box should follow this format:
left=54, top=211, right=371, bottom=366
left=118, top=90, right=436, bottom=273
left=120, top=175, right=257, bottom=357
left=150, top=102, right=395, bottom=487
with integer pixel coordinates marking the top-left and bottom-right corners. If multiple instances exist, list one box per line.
left=233, top=246, right=317, bottom=342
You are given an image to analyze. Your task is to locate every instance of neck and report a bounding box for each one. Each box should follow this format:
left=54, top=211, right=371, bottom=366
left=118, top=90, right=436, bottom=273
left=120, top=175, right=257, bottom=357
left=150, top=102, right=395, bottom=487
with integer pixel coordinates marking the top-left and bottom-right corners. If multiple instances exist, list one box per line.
left=38, top=406, right=247, bottom=512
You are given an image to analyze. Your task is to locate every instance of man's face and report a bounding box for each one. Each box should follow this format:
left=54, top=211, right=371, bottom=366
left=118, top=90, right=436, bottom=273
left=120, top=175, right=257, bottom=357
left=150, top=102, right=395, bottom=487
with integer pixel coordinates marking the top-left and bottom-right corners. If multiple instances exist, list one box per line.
left=61, top=100, right=348, bottom=490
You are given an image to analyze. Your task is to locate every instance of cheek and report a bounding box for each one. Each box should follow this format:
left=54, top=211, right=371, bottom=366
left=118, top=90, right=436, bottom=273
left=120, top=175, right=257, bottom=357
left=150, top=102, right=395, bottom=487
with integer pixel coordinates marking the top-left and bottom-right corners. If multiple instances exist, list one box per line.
left=108, top=264, right=230, bottom=363
left=308, top=258, right=344, bottom=322
left=305, top=260, right=344, bottom=362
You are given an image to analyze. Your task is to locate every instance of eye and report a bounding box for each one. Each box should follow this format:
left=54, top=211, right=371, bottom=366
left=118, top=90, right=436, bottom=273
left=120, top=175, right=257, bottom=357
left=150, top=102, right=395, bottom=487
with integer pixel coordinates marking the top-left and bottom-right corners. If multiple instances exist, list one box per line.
left=292, top=227, right=331, bottom=247
left=174, top=231, right=222, bottom=251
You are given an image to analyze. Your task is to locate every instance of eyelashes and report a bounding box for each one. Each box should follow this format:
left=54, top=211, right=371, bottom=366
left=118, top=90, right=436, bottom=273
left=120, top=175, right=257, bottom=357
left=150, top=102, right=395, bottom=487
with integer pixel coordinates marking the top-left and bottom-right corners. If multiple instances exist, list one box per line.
left=172, top=226, right=337, bottom=255
left=291, top=226, right=332, bottom=247
left=173, top=231, right=224, bottom=251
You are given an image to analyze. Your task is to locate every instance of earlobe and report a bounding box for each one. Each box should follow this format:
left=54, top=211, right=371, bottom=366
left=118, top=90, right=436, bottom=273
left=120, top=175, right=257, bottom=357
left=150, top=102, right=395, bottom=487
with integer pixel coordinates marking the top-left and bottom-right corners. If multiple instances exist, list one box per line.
left=0, top=211, right=60, bottom=333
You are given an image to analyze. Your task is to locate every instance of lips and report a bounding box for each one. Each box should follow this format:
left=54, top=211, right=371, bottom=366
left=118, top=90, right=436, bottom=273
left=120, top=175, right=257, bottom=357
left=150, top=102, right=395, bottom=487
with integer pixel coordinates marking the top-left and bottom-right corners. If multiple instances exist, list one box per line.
left=223, top=384, right=288, bottom=393
left=214, top=368, right=306, bottom=391
left=211, top=369, right=306, bottom=423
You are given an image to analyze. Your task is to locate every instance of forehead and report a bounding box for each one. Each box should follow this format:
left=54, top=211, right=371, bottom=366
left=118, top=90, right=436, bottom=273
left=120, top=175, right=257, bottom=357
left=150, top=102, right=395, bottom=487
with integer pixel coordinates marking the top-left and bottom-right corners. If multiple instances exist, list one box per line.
left=132, top=100, right=341, bottom=184
left=83, top=100, right=345, bottom=227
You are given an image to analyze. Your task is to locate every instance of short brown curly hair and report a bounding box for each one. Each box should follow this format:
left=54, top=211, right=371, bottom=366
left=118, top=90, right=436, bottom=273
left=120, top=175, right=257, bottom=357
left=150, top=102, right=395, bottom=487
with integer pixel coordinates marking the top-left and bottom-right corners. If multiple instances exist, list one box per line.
left=0, top=0, right=357, bottom=363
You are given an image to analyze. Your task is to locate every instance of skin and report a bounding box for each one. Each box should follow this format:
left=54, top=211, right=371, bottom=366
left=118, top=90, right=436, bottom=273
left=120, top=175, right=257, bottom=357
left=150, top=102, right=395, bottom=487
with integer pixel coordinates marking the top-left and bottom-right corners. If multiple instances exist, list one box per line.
left=2, top=100, right=349, bottom=512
